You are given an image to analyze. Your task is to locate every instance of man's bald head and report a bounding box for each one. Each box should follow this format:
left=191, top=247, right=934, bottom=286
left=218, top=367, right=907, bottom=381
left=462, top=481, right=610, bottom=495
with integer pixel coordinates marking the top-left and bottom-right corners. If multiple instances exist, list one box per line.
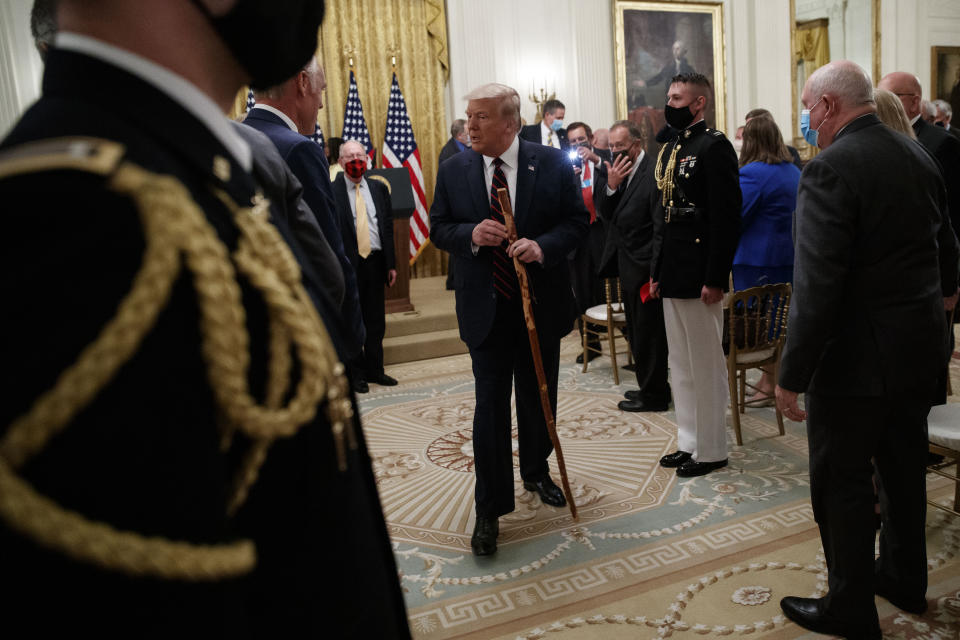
left=801, top=60, right=876, bottom=149
left=877, top=71, right=922, bottom=119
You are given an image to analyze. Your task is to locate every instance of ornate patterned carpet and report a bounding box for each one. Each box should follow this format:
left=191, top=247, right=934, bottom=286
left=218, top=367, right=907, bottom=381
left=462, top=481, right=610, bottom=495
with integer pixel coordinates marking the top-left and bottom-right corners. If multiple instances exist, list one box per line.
left=359, top=334, right=960, bottom=640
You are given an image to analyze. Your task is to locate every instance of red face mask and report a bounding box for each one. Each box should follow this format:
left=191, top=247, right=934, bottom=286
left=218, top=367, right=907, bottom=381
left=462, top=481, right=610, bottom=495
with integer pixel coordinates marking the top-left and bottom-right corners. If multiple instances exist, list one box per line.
left=344, top=158, right=367, bottom=179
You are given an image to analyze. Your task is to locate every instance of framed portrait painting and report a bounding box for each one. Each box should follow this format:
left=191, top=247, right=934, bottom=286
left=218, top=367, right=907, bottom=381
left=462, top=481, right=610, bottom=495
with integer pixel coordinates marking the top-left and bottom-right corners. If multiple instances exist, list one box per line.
left=931, top=46, right=960, bottom=120
left=614, top=1, right=726, bottom=154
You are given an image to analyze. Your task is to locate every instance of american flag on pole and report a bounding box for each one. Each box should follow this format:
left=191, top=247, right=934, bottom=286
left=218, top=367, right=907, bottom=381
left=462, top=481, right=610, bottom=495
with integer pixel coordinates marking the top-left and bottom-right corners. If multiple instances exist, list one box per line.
left=245, top=89, right=256, bottom=112
left=310, top=123, right=326, bottom=153
left=382, top=73, right=428, bottom=263
left=341, top=70, right=375, bottom=165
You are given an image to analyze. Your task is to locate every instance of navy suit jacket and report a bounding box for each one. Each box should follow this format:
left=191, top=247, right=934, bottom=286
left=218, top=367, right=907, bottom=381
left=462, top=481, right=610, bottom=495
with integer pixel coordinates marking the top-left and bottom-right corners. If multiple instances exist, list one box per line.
left=519, top=124, right=570, bottom=151
left=332, top=173, right=396, bottom=280
left=430, top=138, right=589, bottom=347
left=734, top=160, right=800, bottom=268
left=243, top=107, right=366, bottom=355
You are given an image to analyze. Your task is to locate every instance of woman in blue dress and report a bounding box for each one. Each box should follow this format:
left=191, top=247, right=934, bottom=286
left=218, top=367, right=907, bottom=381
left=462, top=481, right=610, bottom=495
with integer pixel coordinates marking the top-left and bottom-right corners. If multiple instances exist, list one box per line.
left=733, top=115, right=801, bottom=403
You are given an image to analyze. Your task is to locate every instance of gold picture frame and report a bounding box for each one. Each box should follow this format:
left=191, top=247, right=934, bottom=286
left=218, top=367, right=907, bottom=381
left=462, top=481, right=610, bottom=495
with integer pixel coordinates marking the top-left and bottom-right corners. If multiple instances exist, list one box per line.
left=613, top=0, right=726, bottom=153
left=931, top=46, right=960, bottom=113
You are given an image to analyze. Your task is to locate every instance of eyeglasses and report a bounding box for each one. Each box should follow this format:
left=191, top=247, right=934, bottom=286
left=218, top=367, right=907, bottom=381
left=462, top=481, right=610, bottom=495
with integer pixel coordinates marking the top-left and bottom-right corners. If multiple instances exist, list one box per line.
left=894, top=92, right=918, bottom=98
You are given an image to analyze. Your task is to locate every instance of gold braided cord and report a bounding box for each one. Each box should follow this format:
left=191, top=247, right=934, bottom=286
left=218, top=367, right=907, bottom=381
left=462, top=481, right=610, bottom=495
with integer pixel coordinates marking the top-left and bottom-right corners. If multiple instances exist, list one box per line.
left=0, top=161, right=353, bottom=581
left=0, top=454, right=256, bottom=579
left=654, top=142, right=681, bottom=207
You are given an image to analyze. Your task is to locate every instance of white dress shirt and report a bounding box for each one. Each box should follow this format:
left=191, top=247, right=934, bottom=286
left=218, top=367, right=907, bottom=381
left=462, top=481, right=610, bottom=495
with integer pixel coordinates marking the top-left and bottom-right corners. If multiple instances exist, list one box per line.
left=250, top=103, right=298, bottom=133
left=55, top=32, right=251, bottom=172
left=347, top=176, right=381, bottom=252
left=540, top=121, right=558, bottom=147
left=481, top=135, right=519, bottom=214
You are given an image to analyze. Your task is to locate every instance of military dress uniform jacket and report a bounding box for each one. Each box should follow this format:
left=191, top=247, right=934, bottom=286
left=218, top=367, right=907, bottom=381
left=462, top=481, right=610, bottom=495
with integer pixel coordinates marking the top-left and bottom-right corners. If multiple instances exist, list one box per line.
left=0, top=48, right=410, bottom=638
left=651, top=120, right=742, bottom=298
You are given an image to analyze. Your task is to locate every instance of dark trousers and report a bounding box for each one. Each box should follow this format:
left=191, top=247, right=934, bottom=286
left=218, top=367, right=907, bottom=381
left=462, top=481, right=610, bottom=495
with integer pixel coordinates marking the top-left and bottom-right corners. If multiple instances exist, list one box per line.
left=355, top=250, right=386, bottom=378
left=622, top=274, right=669, bottom=401
left=806, top=393, right=928, bottom=623
left=469, top=295, right=560, bottom=518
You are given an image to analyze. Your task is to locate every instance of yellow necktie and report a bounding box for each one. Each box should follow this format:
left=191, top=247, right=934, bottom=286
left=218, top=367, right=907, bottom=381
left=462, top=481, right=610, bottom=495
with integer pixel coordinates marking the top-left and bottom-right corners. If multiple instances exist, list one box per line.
left=355, top=182, right=371, bottom=258
left=546, top=130, right=554, bottom=147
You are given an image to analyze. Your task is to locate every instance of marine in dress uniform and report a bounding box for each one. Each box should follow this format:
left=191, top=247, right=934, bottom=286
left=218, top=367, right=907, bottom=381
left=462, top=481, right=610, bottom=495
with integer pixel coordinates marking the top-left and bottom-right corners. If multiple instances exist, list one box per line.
left=650, top=73, right=741, bottom=478
left=0, top=2, right=409, bottom=637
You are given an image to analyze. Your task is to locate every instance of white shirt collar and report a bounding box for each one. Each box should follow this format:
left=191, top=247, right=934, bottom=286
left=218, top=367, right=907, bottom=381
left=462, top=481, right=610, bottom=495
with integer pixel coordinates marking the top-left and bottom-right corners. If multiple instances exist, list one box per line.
left=54, top=31, right=251, bottom=172
left=910, top=113, right=921, bottom=126
left=541, top=121, right=554, bottom=142
left=251, top=103, right=298, bottom=133
left=483, top=135, right=520, bottom=170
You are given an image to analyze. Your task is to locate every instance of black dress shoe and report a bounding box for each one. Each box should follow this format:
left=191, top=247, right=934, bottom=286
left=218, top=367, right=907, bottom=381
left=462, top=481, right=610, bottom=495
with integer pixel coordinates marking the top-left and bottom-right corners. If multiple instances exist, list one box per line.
left=369, top=373, right=398, bottom=386
left=780, top=596, right=880, bottom=639
left=624, top=389, right=641, bottom=401
left=352, top=378, right=369, bottom=394
left=575, top=348, right=601, bottom=364
left=471, top=516, right=499, bottom=556
left=659, top=450, right=692, bottom=468
left=875, top=580, right=928, bottom=614
left=522, top=476, right=567, bottom=507
left=675, top=458, right=728, bottom=477
left=618, top=398, right=669, bottom=412
left=622, top=363, right=636, bottom=372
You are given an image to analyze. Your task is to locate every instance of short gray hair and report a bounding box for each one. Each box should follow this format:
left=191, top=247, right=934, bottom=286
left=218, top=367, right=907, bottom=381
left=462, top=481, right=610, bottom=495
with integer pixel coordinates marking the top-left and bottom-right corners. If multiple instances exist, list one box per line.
left=933, top=98, right=952, bottom=118
left=255, top=56, right=320, bottom=101
left=806, top=60, right=875, bottom=108
left=610, top=119, right=643, bottom=141
left=450, top=119, right=466, bottom=137
left=463, top=83, right=521, bottom=130
left=921, top=99, right=937, bottom=118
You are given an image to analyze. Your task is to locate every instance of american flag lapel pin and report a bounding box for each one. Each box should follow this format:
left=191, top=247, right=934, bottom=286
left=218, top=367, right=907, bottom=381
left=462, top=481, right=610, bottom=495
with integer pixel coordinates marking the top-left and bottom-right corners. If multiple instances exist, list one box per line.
left=528, top=164, right=535, bottom=171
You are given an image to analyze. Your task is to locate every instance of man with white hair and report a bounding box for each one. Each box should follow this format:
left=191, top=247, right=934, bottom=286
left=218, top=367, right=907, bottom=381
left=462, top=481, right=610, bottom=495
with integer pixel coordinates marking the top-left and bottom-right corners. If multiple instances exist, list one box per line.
left=777, top=60, right=959, bottom=638
left=244, top=57, right=368, bottom=390
left=430, top=83, right=589, bottom=556
left=933, top=98, right=960, bottom=140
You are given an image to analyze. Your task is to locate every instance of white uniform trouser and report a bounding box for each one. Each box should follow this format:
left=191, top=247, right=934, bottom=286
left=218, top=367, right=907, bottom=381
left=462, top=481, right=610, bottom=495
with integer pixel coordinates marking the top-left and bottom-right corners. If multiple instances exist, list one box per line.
left=663, top=297, right=728, bottom=462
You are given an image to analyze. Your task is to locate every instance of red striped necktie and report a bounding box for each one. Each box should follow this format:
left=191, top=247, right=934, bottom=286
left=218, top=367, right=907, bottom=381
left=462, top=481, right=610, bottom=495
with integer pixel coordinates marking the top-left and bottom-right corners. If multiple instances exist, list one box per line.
left=489, top=157, right=518, bottom=299
left=582, top=161, right=597, bottom=223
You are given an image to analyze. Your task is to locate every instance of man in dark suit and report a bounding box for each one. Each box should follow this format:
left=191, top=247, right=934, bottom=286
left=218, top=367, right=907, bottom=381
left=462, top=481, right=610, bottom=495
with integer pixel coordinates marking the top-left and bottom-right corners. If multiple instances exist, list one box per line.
left=566, top=120, right=607, bottom=363
left=438, top=118, right=470, bottom=166
left=0, top=0, right=410, bottom=637
left=242, top=58, right=367, bottom=386
left=933, top=99, right=960, bottom=141
left=650, top=73, right=741, bottom=478
left=232, top=121, right=345, bottom=308
left=777, top=60, right=960, bottom=639
left=430, top=83, right=588, bottom=556
left=598, top=120, right=670, bottom=412
left=519, top=98, right=569, bottom=150
left=333, top=140, right=398, bottom=389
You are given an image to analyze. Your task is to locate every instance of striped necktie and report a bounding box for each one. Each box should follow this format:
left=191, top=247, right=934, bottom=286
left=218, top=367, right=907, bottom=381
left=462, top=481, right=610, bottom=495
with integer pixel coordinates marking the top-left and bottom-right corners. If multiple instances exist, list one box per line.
left=489, top=157, right=517, bottom=299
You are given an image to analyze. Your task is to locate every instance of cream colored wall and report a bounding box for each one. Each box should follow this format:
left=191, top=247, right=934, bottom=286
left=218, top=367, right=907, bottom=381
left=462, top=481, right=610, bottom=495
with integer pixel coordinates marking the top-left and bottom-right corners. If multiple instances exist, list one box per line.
left=0, top=0, right=44, bottom=138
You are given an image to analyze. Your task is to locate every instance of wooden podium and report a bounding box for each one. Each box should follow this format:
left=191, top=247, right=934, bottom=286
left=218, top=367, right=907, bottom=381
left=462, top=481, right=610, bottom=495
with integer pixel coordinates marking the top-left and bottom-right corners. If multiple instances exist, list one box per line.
left=367, top=167, right=415, bottom=313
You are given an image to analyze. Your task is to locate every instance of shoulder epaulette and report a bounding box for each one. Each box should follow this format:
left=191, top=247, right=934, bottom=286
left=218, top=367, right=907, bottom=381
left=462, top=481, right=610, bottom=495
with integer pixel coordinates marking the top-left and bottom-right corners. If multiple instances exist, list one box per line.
left=0, top=136, right=125, bottom=181
left=706, top=128, right=726, bottom=138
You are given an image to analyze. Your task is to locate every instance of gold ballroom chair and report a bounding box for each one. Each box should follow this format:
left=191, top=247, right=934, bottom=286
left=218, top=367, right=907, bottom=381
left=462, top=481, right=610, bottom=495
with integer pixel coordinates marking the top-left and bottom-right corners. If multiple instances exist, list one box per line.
left=581, top=278, right=633, bottom=385
left=725, top=283, right=792, bottom=445
left=927, top=403, right=960, bottom=517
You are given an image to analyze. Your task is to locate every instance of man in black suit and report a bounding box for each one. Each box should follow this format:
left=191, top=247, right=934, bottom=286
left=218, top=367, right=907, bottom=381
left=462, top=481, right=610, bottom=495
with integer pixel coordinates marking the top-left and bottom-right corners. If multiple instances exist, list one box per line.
left=334, top=140, right=398, bottom=389
left=0, top=0, right=410, bottom=637
left=777, top=60, right=959, bottom=639
left=519, top=98, right=569, bottom=150
left=430, top=83, right=588, bottom=556
left=650, top=73, right=741, bottom=478
left=598, top=120, right=670, bottom=412
left=243, top=57, right=367, bottom=388
left=566, top=120, right=607, bottom=364
left=438, top=118, right=470, bottom=166
left=933, top=99, right=960, bottom=141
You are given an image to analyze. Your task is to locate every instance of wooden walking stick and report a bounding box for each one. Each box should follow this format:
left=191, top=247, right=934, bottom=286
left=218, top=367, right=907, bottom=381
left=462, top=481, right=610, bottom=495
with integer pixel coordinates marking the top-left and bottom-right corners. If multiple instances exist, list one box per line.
left=496, top=188, right=578, bottom=521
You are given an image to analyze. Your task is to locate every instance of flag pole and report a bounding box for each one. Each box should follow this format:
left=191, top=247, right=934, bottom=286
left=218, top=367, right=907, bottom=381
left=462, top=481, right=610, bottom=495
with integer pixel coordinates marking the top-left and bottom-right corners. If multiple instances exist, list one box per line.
left=496, top=188, right=578, bottom=521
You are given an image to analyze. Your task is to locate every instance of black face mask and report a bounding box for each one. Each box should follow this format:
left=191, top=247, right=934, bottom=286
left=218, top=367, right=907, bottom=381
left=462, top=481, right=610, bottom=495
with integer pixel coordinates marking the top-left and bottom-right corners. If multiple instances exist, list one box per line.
left=664, top=103, right=696, bottom=130
left=614, top=148, right=632, bottom=164
left=192, top=0, right=326, bottom=91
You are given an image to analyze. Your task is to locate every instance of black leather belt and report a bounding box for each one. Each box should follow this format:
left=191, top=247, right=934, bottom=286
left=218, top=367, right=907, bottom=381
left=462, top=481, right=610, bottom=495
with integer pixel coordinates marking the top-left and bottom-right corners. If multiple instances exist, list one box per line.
left=664, top=206, right=702, bottom=223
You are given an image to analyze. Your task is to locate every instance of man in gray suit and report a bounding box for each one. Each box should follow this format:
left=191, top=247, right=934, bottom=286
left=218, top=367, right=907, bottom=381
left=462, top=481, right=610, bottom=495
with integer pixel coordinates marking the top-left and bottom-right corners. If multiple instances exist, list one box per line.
left=776, top=60, right=959, bottom=638
left=231, top=120, right=345, bottom=308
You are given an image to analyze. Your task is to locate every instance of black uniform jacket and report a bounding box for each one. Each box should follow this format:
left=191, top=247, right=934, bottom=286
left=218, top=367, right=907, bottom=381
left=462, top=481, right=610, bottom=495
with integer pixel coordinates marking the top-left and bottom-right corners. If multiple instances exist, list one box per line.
left=0, top=48, right=410, bottom=639
left=651, top=120, right=742, bottom=298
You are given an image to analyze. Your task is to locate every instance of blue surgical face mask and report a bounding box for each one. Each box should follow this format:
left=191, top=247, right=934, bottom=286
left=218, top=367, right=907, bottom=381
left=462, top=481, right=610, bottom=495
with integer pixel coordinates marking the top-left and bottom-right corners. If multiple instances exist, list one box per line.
left=800, top=97, right=825, bottom=147
left=550, top=118, right=564, bottom=132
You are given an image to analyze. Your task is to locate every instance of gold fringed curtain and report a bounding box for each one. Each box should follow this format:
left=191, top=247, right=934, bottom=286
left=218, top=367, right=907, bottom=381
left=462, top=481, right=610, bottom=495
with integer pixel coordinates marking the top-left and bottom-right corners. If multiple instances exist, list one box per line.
left=228, top=1, right=450, bottom=277
left=320, top=0, right=449, bottom=277
left=795, top=19, right=830, bottom=88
